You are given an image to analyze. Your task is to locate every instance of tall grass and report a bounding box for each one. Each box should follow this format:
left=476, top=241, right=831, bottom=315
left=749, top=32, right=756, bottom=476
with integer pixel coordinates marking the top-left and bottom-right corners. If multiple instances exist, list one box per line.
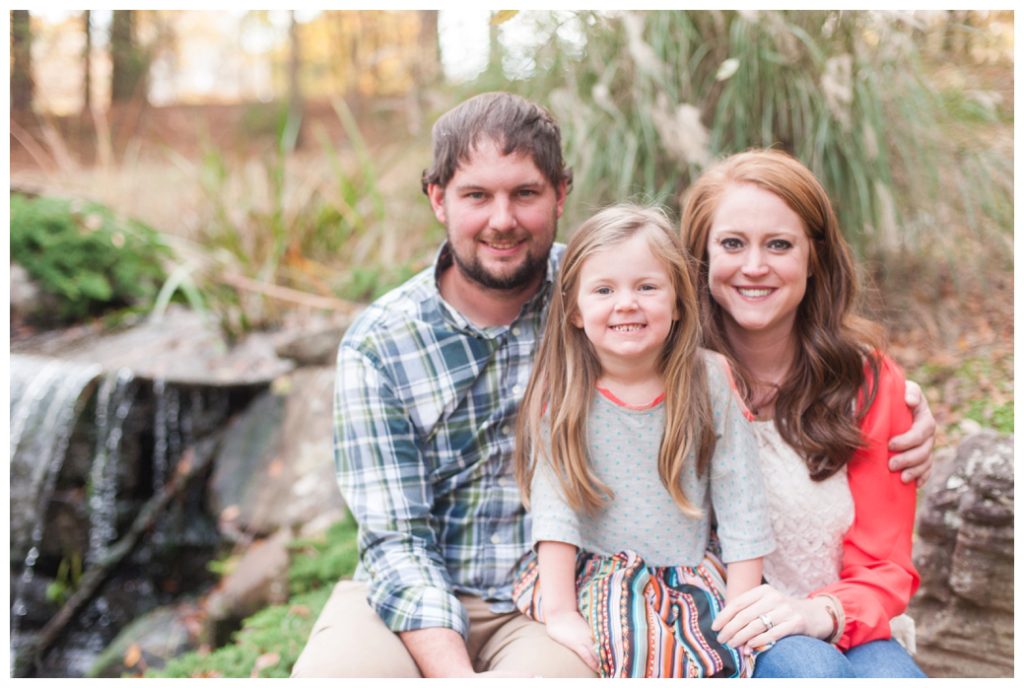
left=515, top=10, right=1011, bottom=269
left=187, top=102, right=435, bottom=335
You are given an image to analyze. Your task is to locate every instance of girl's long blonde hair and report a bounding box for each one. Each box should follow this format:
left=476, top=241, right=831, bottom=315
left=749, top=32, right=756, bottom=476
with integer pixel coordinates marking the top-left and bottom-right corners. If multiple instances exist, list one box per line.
left=515, top=203, right=715, bottom=518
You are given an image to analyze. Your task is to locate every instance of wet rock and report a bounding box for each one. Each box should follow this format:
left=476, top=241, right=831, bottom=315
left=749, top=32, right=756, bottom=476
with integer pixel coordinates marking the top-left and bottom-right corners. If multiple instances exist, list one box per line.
left=909, top=429, right=1013, bottom=678
left=203, top=529, right=292, bottom=646
left=11, top=305, right=294, bottom=386
left=208, top=367, right=346, bottom=537
left=10, top=573, right=62, bottom=629
left=40, top=488, right=90, bottom=562
left=10, top=262, right=47, bottom=321
left=86, top=600, right=205, bottom=678
left=272, top=312, right=354, bottom=367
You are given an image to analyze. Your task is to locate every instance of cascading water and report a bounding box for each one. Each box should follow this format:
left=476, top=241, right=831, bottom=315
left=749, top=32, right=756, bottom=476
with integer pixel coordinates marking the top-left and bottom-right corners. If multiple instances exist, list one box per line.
left=151, top=379, right=174, bottom=493
left=86, top=369, right=136, bottom=566
left=10, top=356, right=104, bottom=562
left=9, top=355, right=103, bottom=673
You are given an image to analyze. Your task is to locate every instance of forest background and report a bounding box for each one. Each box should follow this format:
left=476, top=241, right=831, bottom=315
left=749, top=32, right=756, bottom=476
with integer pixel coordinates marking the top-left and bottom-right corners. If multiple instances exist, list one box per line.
left=7, top=7, right=1015, bottom=678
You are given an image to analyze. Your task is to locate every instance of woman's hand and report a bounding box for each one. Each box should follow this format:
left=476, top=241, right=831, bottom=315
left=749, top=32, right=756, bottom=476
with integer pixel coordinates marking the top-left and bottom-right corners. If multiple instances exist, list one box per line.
left=544, top=609, right=600, bottom=673
left=712, top=584, right=833, bottom=653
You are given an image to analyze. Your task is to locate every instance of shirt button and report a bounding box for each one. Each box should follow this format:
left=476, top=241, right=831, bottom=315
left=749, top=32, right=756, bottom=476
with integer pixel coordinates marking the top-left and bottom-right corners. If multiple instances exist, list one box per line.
left=502, top=425, right=511, bottom=435
left=487, top=587, right=497, bottom=597
left=511, top=327, right=521, bottom=336
left=490, top=533, right=501, bottom=545
left=512, top=384, right=522, bottom=395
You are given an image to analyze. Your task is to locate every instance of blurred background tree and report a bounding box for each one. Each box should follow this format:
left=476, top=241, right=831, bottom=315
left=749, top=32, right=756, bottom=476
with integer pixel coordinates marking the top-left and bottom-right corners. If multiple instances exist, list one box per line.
left=11, top=9, right=34, bottom=112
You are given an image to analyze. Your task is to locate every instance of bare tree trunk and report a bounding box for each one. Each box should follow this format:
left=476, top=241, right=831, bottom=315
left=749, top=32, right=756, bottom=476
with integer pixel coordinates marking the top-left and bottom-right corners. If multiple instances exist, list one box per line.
left=110, top=10, right=147, bottom=104
left=405, top=10, right=440, bottom=134
left=11, top=10, right=34, bottom=113
left=82, top=10, right=92, bottom=114
left=417, top=10, right=440, bottom=86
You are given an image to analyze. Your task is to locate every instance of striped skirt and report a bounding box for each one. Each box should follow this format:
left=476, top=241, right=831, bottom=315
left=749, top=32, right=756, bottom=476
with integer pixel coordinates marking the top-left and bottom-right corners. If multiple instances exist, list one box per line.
left=512, top=549, right=754, bottom=678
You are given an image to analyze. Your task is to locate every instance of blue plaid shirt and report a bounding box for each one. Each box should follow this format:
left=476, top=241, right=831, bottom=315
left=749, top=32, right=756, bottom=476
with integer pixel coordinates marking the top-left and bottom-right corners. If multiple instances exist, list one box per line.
left=334, top=242, right=565, bottom=638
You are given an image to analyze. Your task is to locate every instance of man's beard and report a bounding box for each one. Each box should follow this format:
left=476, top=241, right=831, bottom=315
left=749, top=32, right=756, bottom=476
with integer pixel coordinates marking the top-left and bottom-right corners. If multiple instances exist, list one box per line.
left=450, top=242, right=550, bottom=291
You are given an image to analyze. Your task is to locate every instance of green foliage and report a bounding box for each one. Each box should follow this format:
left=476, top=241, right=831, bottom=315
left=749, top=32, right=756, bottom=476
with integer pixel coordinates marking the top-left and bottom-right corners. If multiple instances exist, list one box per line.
left=287, top=515, right=360, bottom=595
left=910, top=352, right=1014, bottom=438
left=146, top=586, right=332, bottom=678
left=939, top=88, right=1005, bottom=125
left=45, top=553, right=83, bottom=605
left=239, top=102, right=291, bottom=141
left=964, top=399, right=1013, bottom=434
left=145, top=516, right=358, bottom=678
left=339, top=263, right=420, bottom=303
left=10, top=193, right=171, bottom=322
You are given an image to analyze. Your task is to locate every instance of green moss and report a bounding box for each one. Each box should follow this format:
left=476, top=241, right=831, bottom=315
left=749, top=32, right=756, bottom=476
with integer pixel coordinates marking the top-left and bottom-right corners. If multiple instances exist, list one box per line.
left=147, top=587, right=332, bottom=678
left=964, top=399, right=1014, bottom=434
left=910, top=352, right=1014, bottom=435
left=287, top=515, right=360, bottom=595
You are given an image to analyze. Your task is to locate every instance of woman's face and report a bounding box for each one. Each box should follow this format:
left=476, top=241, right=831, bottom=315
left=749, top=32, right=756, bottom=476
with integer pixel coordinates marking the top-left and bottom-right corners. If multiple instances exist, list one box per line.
left=706, top=183, right=812, bottom=341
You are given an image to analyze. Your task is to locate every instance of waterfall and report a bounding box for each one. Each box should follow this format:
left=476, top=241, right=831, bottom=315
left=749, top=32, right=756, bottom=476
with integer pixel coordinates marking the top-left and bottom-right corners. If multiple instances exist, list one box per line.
left=86, top=369, right=136, bottom=566
left=152, top=379, right=170, bottom=493
left=9, top=355, right=103, bottom=562
left=9, top=355, right=103, bottom=672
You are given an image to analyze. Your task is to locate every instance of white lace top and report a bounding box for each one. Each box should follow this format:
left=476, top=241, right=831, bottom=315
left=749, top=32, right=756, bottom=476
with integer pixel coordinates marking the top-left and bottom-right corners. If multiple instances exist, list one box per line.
left=752, top=420, right=854, bottom=597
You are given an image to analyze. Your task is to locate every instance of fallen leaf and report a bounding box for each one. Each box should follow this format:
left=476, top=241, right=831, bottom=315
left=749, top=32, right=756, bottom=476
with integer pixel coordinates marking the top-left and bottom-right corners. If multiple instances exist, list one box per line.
left=267, top=459, right=284, bottom=477
left=289, top=604, right=310, bottom=617
left=252, top=651, right=281, bottom=677
left=124, top=643, right=142, bottom=668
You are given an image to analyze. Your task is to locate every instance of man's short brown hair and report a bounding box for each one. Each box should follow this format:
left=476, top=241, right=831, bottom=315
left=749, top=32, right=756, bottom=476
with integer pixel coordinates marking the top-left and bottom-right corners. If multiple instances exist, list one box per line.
left=421, top=92, right=573, bottom=194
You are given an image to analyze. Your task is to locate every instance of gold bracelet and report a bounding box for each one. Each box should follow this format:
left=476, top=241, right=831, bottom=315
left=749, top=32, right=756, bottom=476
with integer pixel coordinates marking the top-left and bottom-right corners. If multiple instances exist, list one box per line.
left=816, top=595, right=844, bottom=645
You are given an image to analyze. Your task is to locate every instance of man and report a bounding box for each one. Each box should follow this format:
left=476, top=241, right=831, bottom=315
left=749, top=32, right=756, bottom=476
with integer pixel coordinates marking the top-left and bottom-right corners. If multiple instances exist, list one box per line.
left=292, top=92, right=934, bottom=678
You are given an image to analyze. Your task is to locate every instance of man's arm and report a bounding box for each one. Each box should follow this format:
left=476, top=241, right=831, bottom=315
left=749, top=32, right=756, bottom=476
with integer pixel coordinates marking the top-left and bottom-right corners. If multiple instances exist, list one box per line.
left=335, top=343, right=470, bottom=672
left=399, top=628, right=476, bottom=677
left=887, top=379, right=935, bottom=484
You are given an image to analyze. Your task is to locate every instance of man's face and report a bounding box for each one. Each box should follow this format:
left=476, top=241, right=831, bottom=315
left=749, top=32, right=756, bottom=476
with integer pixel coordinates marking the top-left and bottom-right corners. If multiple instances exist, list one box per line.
left=427, top=138, right=567, bottom=294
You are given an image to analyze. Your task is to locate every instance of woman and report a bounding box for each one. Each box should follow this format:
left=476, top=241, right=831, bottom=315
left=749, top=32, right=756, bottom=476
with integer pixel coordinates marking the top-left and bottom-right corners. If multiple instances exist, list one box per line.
left=680, top=149, right=927, bottom=677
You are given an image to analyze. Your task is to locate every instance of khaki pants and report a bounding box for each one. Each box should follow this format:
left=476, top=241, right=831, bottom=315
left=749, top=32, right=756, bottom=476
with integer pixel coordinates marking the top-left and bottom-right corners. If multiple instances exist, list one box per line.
left=291, top=580, right=596, bottom=678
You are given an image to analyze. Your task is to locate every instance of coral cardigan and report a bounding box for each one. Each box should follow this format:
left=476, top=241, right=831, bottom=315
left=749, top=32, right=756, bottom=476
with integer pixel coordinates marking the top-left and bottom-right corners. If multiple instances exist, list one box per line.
left=811, top=355, right=920, bottom=650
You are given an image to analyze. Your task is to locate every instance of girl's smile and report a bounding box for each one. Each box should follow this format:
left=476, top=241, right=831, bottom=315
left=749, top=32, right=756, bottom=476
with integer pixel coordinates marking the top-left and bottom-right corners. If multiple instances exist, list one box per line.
left=572, top=233, right=678, bottom=376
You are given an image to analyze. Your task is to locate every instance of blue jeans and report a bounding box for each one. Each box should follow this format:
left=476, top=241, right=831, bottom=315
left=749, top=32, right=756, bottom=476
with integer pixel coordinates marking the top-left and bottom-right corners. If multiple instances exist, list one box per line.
left=752, top=635, right=926, bottom=678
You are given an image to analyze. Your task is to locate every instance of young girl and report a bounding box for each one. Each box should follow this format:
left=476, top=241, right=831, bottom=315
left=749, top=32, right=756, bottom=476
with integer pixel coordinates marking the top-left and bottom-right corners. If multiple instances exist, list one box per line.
left=512, top=204, right=775, bottom=678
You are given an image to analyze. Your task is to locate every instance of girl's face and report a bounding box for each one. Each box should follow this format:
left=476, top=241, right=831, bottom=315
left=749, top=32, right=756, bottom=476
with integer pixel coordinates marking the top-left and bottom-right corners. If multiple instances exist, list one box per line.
left=706, top=183, right=812, bottom=341
left=572, top=232, right=678, bottom=375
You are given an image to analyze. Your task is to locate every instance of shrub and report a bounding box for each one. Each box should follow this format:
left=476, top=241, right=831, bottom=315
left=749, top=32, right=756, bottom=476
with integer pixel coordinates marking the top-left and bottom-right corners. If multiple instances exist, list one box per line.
left=10, top=193, right=171, bottom=323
